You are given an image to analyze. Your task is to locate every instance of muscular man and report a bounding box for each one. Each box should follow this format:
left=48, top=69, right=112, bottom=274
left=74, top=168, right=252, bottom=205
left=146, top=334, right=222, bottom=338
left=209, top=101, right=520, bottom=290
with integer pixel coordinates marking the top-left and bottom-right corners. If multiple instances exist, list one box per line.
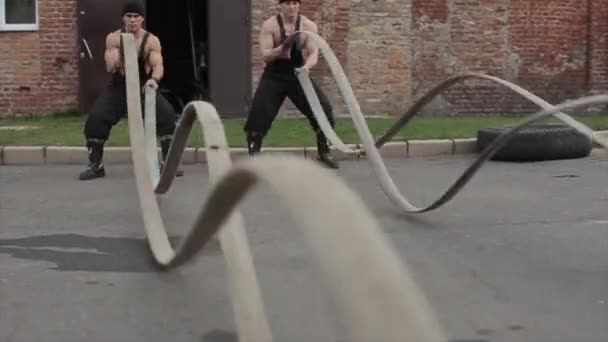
left=79, top=1, right=182, bottom=180
left=244, top=0, right=339, bottom=169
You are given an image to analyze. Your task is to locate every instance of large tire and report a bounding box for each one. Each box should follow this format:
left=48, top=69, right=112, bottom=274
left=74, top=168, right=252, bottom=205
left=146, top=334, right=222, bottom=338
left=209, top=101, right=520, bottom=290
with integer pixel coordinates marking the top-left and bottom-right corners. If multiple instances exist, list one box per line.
left=476, top=123, right=592, bottom=162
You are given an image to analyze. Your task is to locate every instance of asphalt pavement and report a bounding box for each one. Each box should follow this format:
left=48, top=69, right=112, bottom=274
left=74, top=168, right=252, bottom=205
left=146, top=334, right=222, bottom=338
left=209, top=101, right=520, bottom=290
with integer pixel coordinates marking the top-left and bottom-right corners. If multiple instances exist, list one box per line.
left=1, top=151, right=607, bottom=342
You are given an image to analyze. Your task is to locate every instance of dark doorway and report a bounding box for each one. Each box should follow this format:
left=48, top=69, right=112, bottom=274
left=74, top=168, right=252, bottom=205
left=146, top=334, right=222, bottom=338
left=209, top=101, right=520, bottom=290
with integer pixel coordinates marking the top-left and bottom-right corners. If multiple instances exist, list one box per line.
left=145, top=0, right=209, bottom=115
left=77, top=0, right=251, bottom=118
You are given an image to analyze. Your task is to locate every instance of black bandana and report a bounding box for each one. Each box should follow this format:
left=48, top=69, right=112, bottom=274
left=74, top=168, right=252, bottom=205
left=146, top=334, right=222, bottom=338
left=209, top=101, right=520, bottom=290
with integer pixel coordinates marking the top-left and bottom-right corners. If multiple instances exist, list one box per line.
left=122, top=1, right=144, bottom=16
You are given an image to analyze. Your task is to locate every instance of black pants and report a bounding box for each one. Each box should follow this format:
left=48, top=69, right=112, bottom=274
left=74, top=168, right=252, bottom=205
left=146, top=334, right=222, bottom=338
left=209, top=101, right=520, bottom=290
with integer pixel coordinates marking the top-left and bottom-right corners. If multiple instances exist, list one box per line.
left=84, top=82, right=177, bottom=141
left=244, top=73, right=334, bottom=136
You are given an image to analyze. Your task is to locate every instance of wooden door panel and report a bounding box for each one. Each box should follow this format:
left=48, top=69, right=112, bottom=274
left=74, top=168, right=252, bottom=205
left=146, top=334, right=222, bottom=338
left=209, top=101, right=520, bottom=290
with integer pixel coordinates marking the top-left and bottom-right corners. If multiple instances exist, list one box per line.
left=208, top=0, right=251, bottom=118
left=78, top=0, right=136, bottom=114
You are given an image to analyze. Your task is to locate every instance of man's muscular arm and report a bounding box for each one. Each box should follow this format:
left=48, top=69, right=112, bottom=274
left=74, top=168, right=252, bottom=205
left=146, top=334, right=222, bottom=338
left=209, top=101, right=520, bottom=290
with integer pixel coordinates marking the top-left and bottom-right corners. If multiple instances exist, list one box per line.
left=301, top=20, right=320, bottom=71
left=147, top=36, right=164, bottom=82
left=144, top=36, right=164, bottom=89
left=104, top=32, right=121, bottom=73
left=260, top=19, right=284, bottom=63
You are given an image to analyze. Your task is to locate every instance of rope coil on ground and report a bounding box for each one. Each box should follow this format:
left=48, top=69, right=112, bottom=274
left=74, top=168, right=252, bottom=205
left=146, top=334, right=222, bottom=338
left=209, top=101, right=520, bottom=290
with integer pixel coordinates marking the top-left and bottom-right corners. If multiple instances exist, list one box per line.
left=296, top=30, right=608, bottom=213
left=122, top=33, right=446, bottom=341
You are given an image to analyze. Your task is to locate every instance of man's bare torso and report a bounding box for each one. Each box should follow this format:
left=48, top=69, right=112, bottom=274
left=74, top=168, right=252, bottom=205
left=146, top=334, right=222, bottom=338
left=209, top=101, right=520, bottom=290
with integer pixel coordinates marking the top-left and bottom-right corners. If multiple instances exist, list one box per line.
left=107, top=29, right=157, bottom=73
left=266, top=14, right=314, bottom=48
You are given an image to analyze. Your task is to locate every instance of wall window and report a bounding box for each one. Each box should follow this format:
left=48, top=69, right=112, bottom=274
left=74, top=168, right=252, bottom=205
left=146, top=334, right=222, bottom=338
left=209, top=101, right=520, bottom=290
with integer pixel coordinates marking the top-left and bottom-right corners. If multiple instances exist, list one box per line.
left=0, top=0, right=38, bottom=31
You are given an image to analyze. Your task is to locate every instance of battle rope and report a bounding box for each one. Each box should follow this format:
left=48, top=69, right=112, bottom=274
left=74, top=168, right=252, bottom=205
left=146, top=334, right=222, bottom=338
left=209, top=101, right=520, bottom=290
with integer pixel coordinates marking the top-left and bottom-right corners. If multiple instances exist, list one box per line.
left=122, top=34, right=445, bottom=341
left=295, top=30, right=608, bottom=213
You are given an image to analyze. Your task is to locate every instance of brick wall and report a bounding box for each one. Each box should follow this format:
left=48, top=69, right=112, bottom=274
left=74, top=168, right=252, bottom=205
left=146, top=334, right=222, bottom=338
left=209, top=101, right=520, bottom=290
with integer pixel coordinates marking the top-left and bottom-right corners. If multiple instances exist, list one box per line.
left=590, top=0, right=608, bottom=92
left=251, top=0, right=608, bottom=117
left=0, top=0, right=78, bottom=117
left=410, top=0, right=593, bottom=115
left=411, top=0, right=449, bottom=89
left=346, top=0, right=412, bottom=115
left=445, top=0, right=515, bottom=115
left=506, top=0, right=589, bottom=112
left=1, top=0, right=607, bottom=118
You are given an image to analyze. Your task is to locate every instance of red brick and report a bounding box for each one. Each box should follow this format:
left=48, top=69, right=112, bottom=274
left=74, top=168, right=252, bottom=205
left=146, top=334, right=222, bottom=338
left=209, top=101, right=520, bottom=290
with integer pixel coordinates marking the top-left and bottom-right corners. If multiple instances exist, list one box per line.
left=0, top=0, right=78, bottom=117
left=2, top=0, right=608, bottom=118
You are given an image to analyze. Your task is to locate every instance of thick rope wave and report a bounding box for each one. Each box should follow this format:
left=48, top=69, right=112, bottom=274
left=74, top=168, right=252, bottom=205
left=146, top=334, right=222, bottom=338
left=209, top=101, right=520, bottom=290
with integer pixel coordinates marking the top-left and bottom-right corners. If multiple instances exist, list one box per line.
left=296, top=30, right=608, bottom=213
left=122, top=33, right=445, bottom=341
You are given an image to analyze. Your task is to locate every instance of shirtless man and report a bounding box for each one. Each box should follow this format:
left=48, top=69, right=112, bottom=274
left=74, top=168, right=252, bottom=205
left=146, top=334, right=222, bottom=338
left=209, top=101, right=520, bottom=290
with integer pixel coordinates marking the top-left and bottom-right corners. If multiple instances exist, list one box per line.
left=244, top=0, right=339, bottom=169
left=79, top=1, right=182, bottom=180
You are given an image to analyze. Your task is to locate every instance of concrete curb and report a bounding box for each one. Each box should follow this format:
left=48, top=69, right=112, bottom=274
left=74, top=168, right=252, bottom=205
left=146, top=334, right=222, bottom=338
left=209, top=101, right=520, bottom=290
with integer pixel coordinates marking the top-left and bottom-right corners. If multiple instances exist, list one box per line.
left=0, top=138, right=478, bottom=165
left=593, top=130, right=608, bottom=147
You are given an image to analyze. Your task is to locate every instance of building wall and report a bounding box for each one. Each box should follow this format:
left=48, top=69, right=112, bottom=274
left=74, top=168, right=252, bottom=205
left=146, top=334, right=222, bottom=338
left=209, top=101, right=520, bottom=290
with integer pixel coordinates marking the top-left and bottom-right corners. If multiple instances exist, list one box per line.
left=251, top=0, right=608, bottom=116
left=590, top=0, right=608, bottom=93
left=1, top=0, right=607, bottom=118
left=0, top=0, right=78, bottom=117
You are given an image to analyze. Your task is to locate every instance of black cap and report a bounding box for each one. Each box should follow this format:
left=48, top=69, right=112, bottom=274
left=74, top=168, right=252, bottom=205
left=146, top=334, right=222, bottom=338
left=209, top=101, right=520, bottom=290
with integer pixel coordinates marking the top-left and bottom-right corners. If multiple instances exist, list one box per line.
left=279, top=0, right=301, bottom=3
left=122, top=1, right=144, bottom=16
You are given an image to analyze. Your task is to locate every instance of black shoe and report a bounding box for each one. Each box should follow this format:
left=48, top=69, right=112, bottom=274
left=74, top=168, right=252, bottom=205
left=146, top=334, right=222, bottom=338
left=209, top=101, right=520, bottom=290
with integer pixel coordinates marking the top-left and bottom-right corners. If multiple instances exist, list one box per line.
left=246, top=132, right=263, bottom=156
left=79, top=163, right=105, bottom=180
left=316, top=131, right=339, bottom=169
left=80, top=139, right=106, bottom=180
left=317, top=154, right=339, bottom=169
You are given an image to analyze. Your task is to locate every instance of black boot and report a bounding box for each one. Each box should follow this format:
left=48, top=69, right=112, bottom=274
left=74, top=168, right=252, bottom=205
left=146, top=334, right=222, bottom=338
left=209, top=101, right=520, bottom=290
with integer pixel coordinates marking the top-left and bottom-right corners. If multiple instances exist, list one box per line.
left=246, top=132, right=263, bottom=156
left=316, top=131, right=339, bottom=169
left=79, top=139, right=106, bottom=180
left=160, top=135, right=184, bottom=177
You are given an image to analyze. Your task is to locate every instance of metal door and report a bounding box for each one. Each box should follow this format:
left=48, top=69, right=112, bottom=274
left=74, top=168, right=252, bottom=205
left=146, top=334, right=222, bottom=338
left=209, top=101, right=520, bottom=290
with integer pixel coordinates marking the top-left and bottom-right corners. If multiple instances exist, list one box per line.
left=208, top=0, right=252, bottom=118
left=77, top=0, right=139, bottom=114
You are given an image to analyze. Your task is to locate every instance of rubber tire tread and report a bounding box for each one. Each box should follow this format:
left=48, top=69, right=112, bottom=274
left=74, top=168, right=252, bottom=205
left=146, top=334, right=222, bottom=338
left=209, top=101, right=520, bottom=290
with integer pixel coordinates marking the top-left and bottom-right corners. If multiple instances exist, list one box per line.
left=476, top=123, right=592, bottom=162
